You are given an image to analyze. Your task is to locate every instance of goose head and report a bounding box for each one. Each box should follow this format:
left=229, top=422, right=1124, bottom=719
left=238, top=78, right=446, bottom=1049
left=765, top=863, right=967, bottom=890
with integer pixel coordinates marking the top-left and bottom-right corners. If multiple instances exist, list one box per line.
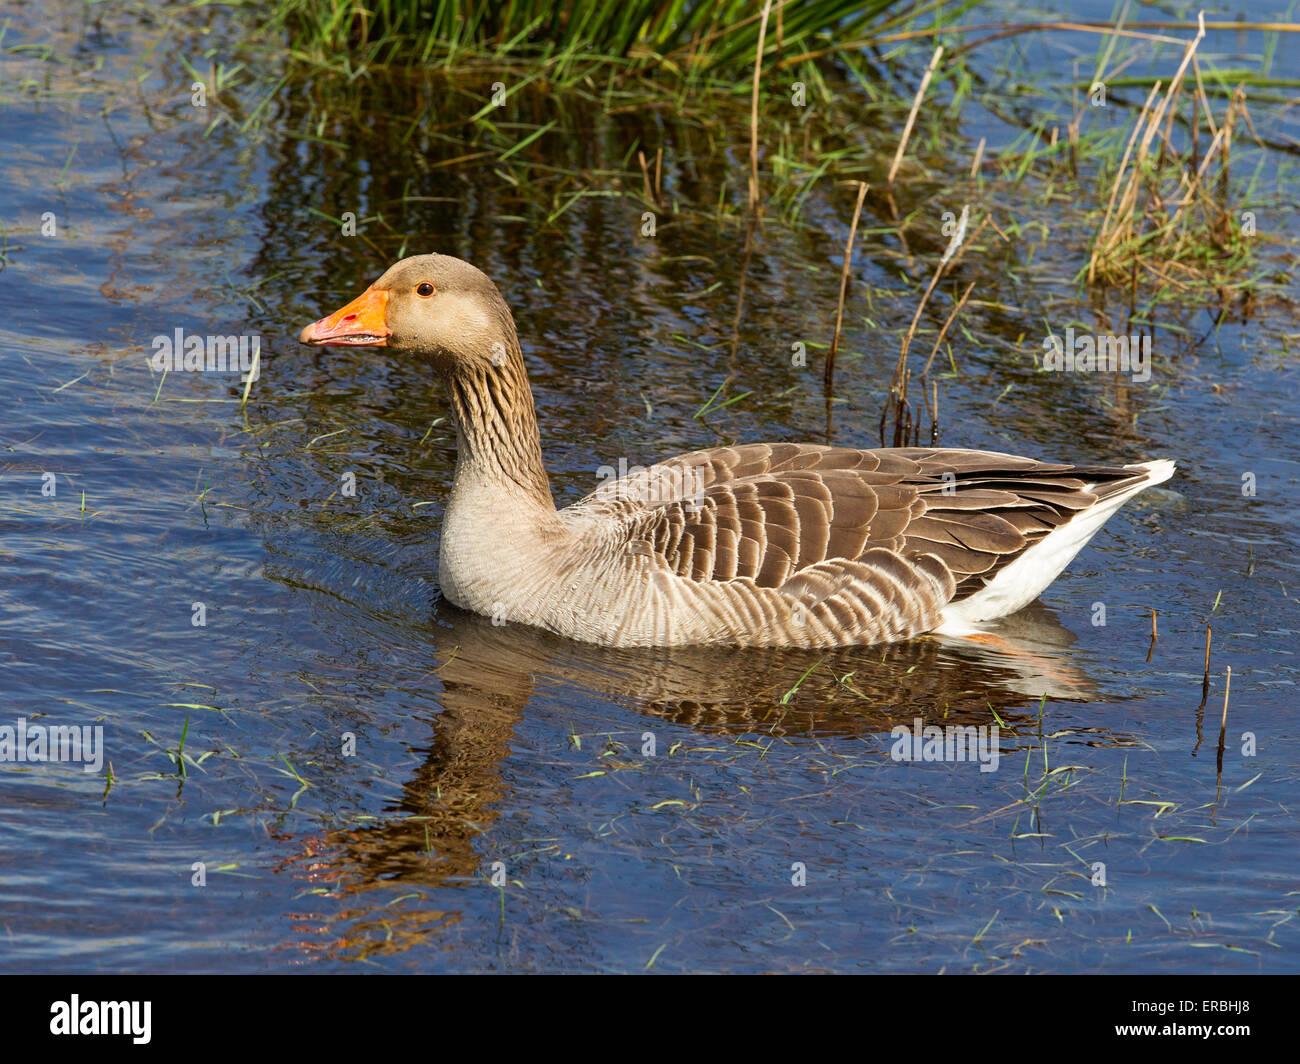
left=299, top=254, right=519, bottom=375
left=300, top=254, right=552, bottom=502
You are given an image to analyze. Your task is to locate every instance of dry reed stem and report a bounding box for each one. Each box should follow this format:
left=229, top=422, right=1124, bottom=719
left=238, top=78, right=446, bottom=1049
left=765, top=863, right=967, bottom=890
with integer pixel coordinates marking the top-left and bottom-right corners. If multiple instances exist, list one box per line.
left=638, top=150, right=654, bottom=204
left=1217, top=664, right=1232, bottom=751
left=881, top=215, right=986, bottom=446
left=1198, top=631, right=1213, bottom=709
left=897, top=211, right=976, bottom=375
left=887, top=45, right=944, bottom=188
left=927, top=376, right=939, bottom=445
left=1191, top=54, right=1220, bottom=140
left=921, top=280, right=975, bottom=379
left=748, top=0, right=775, bottom=216
left=824, top=181, right=869, bottom=393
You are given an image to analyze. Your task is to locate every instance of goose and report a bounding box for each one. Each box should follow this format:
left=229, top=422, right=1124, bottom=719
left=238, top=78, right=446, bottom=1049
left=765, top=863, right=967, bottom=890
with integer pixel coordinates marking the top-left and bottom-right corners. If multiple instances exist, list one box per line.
left=300, top=254, right=1174, bottom=649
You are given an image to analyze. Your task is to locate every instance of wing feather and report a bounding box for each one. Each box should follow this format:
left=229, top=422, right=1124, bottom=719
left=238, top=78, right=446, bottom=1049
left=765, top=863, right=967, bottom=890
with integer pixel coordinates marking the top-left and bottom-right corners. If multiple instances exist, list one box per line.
left=599, top=444, right=1157, bottom=607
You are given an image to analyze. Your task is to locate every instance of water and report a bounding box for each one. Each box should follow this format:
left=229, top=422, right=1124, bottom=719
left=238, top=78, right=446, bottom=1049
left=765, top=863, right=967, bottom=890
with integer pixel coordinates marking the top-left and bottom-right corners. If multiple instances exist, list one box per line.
left=1, top=0, right=1297, bottom=972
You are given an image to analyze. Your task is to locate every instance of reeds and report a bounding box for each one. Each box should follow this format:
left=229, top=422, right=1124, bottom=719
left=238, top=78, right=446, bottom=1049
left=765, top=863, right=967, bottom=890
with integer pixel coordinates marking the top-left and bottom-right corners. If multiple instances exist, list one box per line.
left=274, top=0, right=914, bottom=79
left=1087, top=12, right=1260, bottom=289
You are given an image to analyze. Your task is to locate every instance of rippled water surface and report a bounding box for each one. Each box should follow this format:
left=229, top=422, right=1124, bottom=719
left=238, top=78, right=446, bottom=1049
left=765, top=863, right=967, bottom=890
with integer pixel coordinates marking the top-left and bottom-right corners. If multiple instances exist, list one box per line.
left=2, top=1, right=1298, bottom=972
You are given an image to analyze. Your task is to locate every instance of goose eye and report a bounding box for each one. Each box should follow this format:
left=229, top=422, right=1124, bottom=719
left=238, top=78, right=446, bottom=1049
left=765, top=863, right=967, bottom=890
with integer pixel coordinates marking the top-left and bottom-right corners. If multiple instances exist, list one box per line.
left=415, top=282, right=436, bottom=297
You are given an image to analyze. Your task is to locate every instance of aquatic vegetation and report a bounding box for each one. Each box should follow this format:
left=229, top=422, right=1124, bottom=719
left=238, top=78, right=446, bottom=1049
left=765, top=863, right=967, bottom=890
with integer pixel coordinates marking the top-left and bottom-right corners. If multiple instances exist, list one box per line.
left=272, top=0, right=932, bottom=79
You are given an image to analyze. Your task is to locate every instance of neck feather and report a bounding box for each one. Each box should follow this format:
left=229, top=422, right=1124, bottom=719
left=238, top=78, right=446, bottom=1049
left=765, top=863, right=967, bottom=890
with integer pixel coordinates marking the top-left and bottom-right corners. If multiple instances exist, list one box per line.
left=446, top=343, right=554, bottom=508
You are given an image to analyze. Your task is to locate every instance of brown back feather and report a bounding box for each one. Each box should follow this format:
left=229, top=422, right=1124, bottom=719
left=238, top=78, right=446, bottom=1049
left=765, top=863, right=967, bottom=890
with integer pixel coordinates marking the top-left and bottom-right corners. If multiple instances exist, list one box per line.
left=625, top=443, right=1153, bottom=602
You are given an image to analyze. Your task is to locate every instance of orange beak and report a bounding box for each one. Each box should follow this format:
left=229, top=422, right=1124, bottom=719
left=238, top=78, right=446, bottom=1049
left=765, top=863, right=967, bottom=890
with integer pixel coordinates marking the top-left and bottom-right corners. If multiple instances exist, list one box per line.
left=299, top=287, right=391, bottom=346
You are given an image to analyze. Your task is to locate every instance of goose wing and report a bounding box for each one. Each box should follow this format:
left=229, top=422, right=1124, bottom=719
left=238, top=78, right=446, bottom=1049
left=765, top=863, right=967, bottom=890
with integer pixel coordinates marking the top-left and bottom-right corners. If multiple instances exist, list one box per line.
left=613, top=443, right=1150, bottom=601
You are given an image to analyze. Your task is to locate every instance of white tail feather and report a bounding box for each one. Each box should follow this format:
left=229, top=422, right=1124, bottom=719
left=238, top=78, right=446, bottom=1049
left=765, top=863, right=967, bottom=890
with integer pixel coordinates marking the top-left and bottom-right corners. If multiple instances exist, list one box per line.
left=935, top=460, right=1175, bottom=633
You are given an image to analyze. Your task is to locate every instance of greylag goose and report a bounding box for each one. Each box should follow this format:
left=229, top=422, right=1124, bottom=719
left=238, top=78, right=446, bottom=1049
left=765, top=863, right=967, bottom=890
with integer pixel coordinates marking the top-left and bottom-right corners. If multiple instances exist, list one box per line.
left=300, top=254, right=1174, bottom=649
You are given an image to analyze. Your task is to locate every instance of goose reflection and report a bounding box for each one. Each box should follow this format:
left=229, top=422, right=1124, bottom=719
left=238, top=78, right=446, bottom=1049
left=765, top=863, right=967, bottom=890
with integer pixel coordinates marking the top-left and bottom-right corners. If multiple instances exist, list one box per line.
left=278, top=599, right=1124, bottom=960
